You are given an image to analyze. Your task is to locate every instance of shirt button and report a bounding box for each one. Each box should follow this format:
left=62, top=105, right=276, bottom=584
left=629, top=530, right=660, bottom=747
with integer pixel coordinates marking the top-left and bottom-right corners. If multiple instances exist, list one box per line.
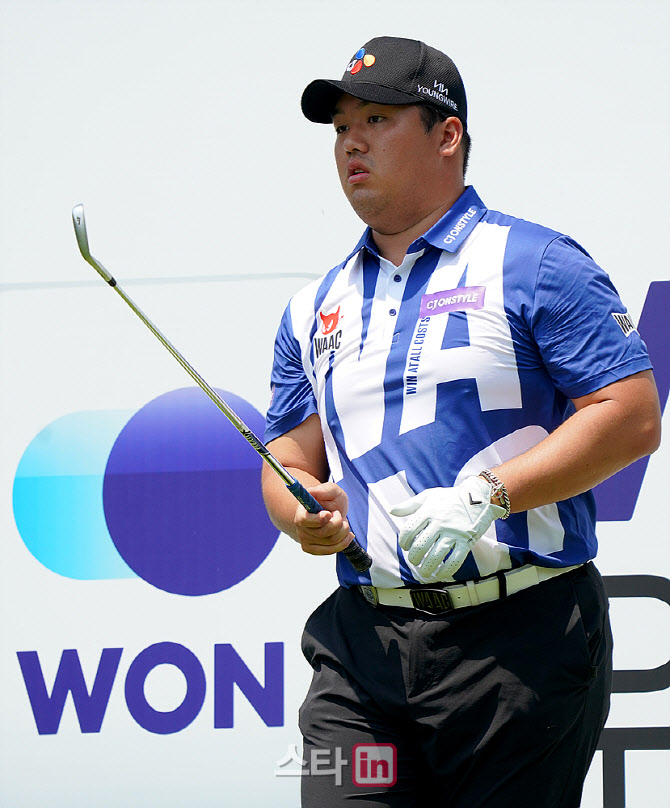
left=393, top=275, right=401, bottom=282
left=389, top=308, right=397, bottom=316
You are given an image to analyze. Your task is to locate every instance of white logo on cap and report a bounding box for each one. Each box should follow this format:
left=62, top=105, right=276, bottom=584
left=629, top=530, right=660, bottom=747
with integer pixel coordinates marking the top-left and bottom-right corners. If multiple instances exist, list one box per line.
left=416, top=80, right=458, bottom=110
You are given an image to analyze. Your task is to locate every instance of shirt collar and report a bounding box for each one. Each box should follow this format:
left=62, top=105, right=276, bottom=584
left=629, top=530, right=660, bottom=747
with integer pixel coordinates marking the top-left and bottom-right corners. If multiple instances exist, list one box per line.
left=345, top=186, right=487, bottom=263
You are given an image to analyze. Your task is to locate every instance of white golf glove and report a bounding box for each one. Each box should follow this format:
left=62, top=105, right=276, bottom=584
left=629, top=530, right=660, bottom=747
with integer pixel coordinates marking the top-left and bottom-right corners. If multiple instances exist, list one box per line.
left=390, top=476, right=507, bottom=580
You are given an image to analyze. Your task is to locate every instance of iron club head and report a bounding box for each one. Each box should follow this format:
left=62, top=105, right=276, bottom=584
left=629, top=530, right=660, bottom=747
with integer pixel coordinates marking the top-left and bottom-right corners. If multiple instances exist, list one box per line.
left=72, top=204, right=115, bottom=285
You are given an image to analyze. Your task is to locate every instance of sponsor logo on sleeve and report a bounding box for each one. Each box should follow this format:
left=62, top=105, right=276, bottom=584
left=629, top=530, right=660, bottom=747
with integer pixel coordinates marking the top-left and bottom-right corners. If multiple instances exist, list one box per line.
left=612, top=312, right=637, bottom=336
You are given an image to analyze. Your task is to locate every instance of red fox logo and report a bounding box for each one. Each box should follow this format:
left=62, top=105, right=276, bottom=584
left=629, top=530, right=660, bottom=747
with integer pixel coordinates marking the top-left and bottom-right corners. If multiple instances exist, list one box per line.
left=319, top=307, right=341, bottom=335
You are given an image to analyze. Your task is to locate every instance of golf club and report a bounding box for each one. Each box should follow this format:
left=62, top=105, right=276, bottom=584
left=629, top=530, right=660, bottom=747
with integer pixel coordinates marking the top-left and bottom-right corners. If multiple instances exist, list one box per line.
left=71, top=203, right=372, bottom=574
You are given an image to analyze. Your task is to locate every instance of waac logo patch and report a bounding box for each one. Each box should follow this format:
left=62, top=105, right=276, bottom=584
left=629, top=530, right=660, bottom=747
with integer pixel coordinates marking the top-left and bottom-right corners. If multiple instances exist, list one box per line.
left=314, top=307, right=343, bottom=358
left=319, top=306, right=341, bottom=334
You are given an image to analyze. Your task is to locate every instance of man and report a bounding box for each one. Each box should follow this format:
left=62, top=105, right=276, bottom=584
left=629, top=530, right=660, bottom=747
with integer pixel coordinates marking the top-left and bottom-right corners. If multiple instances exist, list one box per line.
left=262, top=36, right=661, bottom=807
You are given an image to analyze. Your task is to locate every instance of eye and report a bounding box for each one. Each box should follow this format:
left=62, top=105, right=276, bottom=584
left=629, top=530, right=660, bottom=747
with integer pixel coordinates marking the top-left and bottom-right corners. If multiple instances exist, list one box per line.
left=368, top=114, right=384, bottom=124
left=334, top=124, right=348, bottom=135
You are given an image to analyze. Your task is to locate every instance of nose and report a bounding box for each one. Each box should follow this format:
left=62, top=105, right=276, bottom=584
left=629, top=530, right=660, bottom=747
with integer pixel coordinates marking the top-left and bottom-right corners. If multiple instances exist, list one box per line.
left=342, top=125, right=368, bottom=154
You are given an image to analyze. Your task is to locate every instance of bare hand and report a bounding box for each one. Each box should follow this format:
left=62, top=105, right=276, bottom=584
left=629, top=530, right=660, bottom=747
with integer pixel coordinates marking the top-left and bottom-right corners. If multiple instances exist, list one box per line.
left=294, top=482, right=354, bottom=557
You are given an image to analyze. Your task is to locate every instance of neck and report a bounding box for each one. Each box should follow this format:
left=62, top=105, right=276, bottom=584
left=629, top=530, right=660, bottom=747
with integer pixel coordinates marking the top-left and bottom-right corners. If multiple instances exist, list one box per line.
left=371, top=187, right=464, bottom=266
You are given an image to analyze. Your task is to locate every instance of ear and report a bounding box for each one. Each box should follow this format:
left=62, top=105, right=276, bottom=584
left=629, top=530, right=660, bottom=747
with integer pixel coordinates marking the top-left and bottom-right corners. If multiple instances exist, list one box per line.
left=437, top=116, right=463, bottom=158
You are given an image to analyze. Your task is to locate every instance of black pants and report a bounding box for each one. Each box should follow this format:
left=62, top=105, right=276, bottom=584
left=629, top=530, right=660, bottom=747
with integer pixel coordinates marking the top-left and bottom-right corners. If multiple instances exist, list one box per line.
left=299, top=563, right=612, bottom=807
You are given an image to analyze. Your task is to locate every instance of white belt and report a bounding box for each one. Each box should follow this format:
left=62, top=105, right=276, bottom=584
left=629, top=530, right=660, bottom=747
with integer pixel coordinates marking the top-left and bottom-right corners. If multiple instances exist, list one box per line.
left=357, top=564, right=583, bottom=614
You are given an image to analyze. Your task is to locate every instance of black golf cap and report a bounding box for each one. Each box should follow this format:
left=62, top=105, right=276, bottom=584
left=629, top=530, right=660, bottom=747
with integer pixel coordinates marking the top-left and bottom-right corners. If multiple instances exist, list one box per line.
left=301, top=36, right=467, bottom=126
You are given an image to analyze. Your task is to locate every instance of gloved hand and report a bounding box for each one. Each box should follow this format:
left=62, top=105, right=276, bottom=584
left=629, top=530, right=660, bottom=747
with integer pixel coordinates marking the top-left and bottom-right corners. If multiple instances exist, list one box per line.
left=390, top=476, right=507, bottom=580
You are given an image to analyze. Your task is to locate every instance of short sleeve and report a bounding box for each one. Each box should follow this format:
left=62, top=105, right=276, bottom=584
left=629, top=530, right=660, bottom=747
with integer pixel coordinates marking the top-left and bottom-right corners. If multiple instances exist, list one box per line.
left=264, top=304, right=318, bottom=443
left=530, top=236, right=652, bottom=398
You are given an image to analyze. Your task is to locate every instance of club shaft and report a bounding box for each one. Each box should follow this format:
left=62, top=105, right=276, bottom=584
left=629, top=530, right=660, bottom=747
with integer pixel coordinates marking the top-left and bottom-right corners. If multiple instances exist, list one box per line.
left=72, top=205, right=372, bottom=573
left=114, top=282, right=372, bottom=572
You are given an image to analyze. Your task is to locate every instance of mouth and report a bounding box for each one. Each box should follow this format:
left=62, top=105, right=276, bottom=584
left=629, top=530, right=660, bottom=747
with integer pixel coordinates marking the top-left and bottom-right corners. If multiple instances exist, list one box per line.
left=347, top=162, right=370, bottom=185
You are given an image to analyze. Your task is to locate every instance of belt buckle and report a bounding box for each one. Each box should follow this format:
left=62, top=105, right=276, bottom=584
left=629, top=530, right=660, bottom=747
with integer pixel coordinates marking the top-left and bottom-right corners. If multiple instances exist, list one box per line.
left=359, top=585, right=379, bottom=607
left=410, top=587, right=454, bottom=615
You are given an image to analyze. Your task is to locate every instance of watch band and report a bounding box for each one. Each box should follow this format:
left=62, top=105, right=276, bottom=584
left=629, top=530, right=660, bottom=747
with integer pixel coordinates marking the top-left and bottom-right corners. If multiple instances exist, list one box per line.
left=479, top=469, right=511, bottom=519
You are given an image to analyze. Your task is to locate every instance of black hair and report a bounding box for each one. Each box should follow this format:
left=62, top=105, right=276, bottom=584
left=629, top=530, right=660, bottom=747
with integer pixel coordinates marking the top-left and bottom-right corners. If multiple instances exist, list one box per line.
left=418, top=104, right=471, bottom=178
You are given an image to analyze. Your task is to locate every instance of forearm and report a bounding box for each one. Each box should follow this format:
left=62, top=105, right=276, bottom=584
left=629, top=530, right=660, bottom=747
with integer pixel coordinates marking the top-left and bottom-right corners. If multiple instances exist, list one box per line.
left=491, top=371, right=661, bottom=513
left=261, top=414, right=329, bottom=539
left=261, top=464, right=322, bottom=540
left=260, top=416, right=353, bottom=555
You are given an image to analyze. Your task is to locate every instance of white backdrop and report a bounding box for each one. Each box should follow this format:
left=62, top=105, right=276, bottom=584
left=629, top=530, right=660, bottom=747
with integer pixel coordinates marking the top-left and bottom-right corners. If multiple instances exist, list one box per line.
left=1, top=1, right=668, bottom=805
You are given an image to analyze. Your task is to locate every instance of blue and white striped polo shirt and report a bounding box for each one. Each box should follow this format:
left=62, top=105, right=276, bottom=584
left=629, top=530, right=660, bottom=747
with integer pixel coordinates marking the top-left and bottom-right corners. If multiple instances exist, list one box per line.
left=265, top=187, right=652, bottom=589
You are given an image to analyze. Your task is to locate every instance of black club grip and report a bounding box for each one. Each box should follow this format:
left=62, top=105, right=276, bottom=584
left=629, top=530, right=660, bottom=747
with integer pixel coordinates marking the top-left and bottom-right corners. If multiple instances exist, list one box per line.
left=286, top=479, right=372, bottom=573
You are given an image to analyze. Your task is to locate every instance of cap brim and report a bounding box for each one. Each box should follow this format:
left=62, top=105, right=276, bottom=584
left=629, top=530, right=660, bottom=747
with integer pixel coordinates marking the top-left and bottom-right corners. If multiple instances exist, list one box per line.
left=301, top=79, right=421, bottom=123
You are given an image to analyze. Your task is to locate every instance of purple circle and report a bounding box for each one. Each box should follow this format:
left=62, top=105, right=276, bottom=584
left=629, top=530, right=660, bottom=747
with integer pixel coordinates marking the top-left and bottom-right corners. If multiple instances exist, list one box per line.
left=103, top=388, right=279, bottom=595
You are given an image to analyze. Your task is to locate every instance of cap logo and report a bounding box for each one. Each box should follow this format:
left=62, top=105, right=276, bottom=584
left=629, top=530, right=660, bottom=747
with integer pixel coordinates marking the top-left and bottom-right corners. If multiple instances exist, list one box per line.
left=346, top=47, right=376, bottom=75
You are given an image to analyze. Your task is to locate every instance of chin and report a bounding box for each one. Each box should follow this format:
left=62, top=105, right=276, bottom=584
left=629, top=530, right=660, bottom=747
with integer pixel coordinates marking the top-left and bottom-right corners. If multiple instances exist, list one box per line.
left=348, top=191, right=387, bottom=225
